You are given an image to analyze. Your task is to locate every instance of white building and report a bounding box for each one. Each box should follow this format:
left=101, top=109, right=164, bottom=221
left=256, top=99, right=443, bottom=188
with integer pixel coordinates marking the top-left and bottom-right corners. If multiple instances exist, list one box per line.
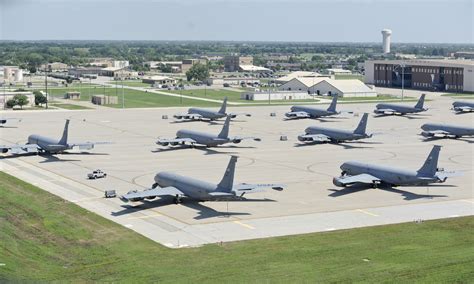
left=279, top=77, right=377, bottom=97
left=241, top=91, right=312, bottom=101
left=274, top=71, right=324, bottom=85
left=326, top=68, right=352, bottom=75
left=2, top=66, right=23, bottom=82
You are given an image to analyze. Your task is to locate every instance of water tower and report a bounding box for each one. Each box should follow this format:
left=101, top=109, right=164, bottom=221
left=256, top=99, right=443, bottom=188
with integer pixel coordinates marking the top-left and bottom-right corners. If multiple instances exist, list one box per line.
left=381, top=29, right=392, bottom=54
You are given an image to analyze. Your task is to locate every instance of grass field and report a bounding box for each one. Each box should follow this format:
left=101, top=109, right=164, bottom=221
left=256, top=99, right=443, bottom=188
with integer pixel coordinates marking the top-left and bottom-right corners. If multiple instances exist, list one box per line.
left=168, top=88, right=245, bottom=102
left=1, top=171, right=473, bottom=282
left=38, top=86, right=221, bottom=108
left=110, top=80, right=152, bottom=87
left=441, top=93, right=474, bottom=99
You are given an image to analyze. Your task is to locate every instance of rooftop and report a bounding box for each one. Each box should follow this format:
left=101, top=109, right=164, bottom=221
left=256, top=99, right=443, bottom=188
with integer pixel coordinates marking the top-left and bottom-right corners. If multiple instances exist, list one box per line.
left=367, top=59, right=474, bottom=67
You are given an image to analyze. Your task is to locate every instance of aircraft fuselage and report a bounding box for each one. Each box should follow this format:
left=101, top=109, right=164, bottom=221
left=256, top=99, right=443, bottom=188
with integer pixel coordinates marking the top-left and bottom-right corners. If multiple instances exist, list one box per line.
left=155, top=172, right=237, bottom=201
left=375, top=103, right=424, bottom=114
left=340, top=161, right=440, bottom=186
left=421, top=123, right=474, bottom=137
left=27, top=134, right=69, bottom=153
left=289, top=106, right=337, bottom=118
left=188, top=108, right=226, bottom=120
left=176, top=130, right=229, bottom=147
left=302, top=127, right=367, bottom=142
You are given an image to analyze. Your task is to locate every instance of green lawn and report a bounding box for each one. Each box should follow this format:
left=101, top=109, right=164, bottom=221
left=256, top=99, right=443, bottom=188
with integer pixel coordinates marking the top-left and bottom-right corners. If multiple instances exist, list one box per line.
left=338, top=94, right=414, bottom=101
left=110, top=80, right=152, bottom=87
left=441, top=92, right=474, bottom=98
left=50, top=103, right=92, bottom=110
left=1, top=171, right=473, bottom=282
left=168, top=88, right=245, bottom=102
left=38, top=87, right=221, bottom=108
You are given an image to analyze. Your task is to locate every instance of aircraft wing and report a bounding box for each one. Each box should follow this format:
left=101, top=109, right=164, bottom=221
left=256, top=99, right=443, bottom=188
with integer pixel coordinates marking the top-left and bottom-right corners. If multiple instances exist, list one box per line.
left=374, top=108, right=397, bottom=115
left=156, top=137, right=197, bottom=146
left=298, top=134, right=331, bottom=142
left=421, top=130, right=450, bottom=138
left=120, top=186, right=183, bottom=202
left=230, top=136, right=262, bottom=142
left=233, top=183, right=285, bottom=195
left=436, top=171, right=463, bottom=182
left=173, top=113, right=202, bottom=120
left=333, top=173, right=381, bottom=186
left=0, top=144, right=39, bottom=154
left=456, top=106, right=473, bottom=112
left=285, top=111, right=310, bottom=119
left=228, top=112, right=252, bottom=118
left=69, top=142, right=112, bottom=150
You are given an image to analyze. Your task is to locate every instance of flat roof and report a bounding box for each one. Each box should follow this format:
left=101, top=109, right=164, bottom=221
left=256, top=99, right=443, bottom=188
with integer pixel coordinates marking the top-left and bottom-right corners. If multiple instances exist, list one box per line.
left=367, top=59, right=474, bottom=68
left=276, top=71, right=322, bottom=82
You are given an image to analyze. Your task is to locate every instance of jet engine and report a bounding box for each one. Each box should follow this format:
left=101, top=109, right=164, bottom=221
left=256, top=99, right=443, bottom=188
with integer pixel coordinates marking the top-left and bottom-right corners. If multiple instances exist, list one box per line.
left=0, top=119, right=6, bottom=124
left=332, top=177, right=346, bottom=187
left=1, top=148, right=8, bottom=153
left=157, top=141, right=169, bottom=146
left=297, top=135, right=311, bottom=142
left=229, top=114, right=237, bottom=118
left=421, top=131, right=433, bottom=137
left=232, top=139, right=242, bottom=144
left=170, top=141, right=179, bottom=146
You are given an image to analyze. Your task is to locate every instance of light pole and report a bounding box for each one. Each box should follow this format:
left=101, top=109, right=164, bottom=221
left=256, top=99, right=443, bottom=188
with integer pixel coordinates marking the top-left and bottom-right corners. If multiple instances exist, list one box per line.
left=401, top=62, right=405, bottom=101
left=121, top=79, right=124, bottom=109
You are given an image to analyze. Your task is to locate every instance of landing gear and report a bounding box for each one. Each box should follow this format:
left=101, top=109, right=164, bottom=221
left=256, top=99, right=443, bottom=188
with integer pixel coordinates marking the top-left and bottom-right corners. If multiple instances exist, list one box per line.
left=174, top=194, right=182, bottom=204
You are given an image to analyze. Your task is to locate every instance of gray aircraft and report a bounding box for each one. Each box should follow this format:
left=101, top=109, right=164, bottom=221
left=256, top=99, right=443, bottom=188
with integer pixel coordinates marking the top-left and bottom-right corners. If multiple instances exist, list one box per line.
left=374, top=94, right=427, bottom=115
left=452, top=101, right=474, bottom=113
left=0, top=119, right=108, bottom=155
left=421, top=123, right=474, bottom=139
left=285, top=95, right=339, bottom=119
left=333, top=145, right=459, bottom=188
left=157, top=116, right=260, bottom=147
left=173, top=97, right=250, bottom=121
left=298, top=113, right=372, bottom=143
left=120, top=156, right=285, bottom=204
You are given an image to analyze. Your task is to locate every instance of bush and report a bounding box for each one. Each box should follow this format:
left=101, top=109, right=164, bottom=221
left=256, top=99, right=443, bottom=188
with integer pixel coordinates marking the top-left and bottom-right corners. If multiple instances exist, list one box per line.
left=34, top=91, right=47, bottom=106
left=6, top=99, right=16, bottom=108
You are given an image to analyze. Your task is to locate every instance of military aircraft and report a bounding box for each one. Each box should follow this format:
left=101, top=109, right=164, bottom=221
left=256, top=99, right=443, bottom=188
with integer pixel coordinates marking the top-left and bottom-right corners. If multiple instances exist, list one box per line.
left=298, top=113, right=372, bottom=143
left=0, top=119, right=109, bottom=155
left=333, top=145, right=459, bottom=188
left=374, top=94, right=427, bottom=115
left=421, top=123, right=474, bottom=139
left=173, top=97, right=250, bottom=121
left=157, top=115, right=260, bottom=148
left=452, top=101, right=474, bottom=113
left=285, top=95, right=339, bottom=119
left=121, top=156, right=285, bottom=204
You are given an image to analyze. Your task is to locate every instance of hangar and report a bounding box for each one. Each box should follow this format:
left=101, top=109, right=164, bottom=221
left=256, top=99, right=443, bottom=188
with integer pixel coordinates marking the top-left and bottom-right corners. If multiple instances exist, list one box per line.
left=279, top=77, right=377, bottom=97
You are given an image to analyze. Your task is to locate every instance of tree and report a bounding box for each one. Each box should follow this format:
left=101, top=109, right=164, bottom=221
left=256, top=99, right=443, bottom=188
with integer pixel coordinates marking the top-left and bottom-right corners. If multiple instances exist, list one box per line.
left=185, top=63, right=209, bottom=82
left=6, top=99, right=16, bottom=109
left=34, top=91, right=47, bottom=106
left=13, top=94, right=29, bottom=109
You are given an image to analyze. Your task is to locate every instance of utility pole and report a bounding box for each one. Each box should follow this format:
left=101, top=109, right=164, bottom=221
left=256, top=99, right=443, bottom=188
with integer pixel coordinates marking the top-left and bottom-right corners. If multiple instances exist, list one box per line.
left=122, top=79, right=124, bottom=109
left=401, top=63, right=405, bottom=101
left=45, top=70, right=48, bottom=109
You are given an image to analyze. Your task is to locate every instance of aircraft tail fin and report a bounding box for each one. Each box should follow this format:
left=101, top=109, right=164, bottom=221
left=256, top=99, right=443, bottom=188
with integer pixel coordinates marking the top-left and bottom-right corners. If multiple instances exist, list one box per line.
left=217, top=156, right=237, bottom=191
left=218, top=115, right=231, bottom=139
left=327, top=95, right=338, bottom=112
left=353, top=113, right=369, bottom=135
left=58, top=119, right=70, bottom=145
left=417, top=145, right=441, bottom=176
left=218, top=97, right=228, bottom=114
left=414, top=94, right=426, bottom=109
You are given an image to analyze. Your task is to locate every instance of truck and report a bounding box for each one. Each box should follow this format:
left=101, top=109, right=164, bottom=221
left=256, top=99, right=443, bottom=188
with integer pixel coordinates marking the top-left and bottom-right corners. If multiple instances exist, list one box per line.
left=88, top=169, right=107, bottom=179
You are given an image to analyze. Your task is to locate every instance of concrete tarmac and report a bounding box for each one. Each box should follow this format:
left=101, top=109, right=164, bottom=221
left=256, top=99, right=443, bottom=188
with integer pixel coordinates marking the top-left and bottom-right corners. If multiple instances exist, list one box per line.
left=1, top=91, right=473, bottom=248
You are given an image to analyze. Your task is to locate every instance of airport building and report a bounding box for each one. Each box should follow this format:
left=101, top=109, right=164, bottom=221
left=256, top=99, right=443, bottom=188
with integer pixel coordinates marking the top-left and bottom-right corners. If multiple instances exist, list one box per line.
left=279, top=77, right=377, bottom=97
left=224, top=55, right=253, bottom=72
left=364, top=59, right=474, bottom=92
left=39, top=62, right=69, bottom=72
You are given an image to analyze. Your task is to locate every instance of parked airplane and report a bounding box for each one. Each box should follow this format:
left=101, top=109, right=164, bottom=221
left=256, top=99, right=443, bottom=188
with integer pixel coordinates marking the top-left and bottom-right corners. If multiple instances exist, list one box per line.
left=421, top=123, right=474, bottom=139
left=0, top=119, right=109, bottom=155
left=285, top=95, right=339, bottom=119
left=452, top=101, right=474, bottom=113
left=374, top=94, right=427, bottom=115
left=333, top=145, right=459, bottom=188
left=298, top=113, right=372, bottom=143
left=121, top=156, right=285, bottom=204
left=157, top=116, right=260, bottom=148
left=173, top=97, right=250, bottom=121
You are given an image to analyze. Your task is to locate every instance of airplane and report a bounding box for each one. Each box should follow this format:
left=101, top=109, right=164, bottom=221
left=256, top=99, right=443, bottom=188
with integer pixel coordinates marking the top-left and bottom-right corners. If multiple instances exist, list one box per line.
left=333, top=145, right=460, bottom=188
left=156, top=115, right=261, bottom=148
left=120, top=155, right=285, bottom=204
left=452, top=101, right=474, bottom=113
left=173, top=97, right=250, bottom=121
left=0, top=119, right=109, bottom=155
left=285, top=95, right=340, bottom=119
left=374, top=94, right=427, bottom=115
left=298, top=113, right=372, bottom=144
left=421, top=123, right=474, bottom=139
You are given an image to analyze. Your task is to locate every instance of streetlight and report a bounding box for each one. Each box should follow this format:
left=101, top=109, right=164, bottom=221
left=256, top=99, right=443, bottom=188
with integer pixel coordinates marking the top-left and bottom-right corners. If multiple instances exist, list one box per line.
left=45, top=70, right=48, bottom=109
left=394, top=63, right=405, bottom=101
left=121, top=79, right=125, bottom=109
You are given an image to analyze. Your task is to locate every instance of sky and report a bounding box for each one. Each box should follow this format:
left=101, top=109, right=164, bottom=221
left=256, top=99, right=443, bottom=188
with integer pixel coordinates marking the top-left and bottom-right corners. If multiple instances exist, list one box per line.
left=0, top=0, right=472, bottom=43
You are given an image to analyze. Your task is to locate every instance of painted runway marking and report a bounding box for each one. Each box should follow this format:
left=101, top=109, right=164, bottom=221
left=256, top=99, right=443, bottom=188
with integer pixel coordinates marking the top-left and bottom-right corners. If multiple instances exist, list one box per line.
left=355, top=209, right=379, bottom=217
left=127, top=214, right=162, bottom=220
left=234, top=220, right=255, bottom=230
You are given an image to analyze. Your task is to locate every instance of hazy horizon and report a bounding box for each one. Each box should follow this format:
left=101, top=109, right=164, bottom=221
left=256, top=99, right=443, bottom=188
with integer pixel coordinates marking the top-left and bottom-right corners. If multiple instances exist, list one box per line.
left=1, top=0, right=473, bottom=44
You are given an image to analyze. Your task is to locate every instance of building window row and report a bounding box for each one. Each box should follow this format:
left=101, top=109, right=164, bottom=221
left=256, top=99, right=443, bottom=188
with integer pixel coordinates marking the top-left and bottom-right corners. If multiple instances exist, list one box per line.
left=446, top=84, right=462, bottom=90
left=374, top=65, right=393, bottom=71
